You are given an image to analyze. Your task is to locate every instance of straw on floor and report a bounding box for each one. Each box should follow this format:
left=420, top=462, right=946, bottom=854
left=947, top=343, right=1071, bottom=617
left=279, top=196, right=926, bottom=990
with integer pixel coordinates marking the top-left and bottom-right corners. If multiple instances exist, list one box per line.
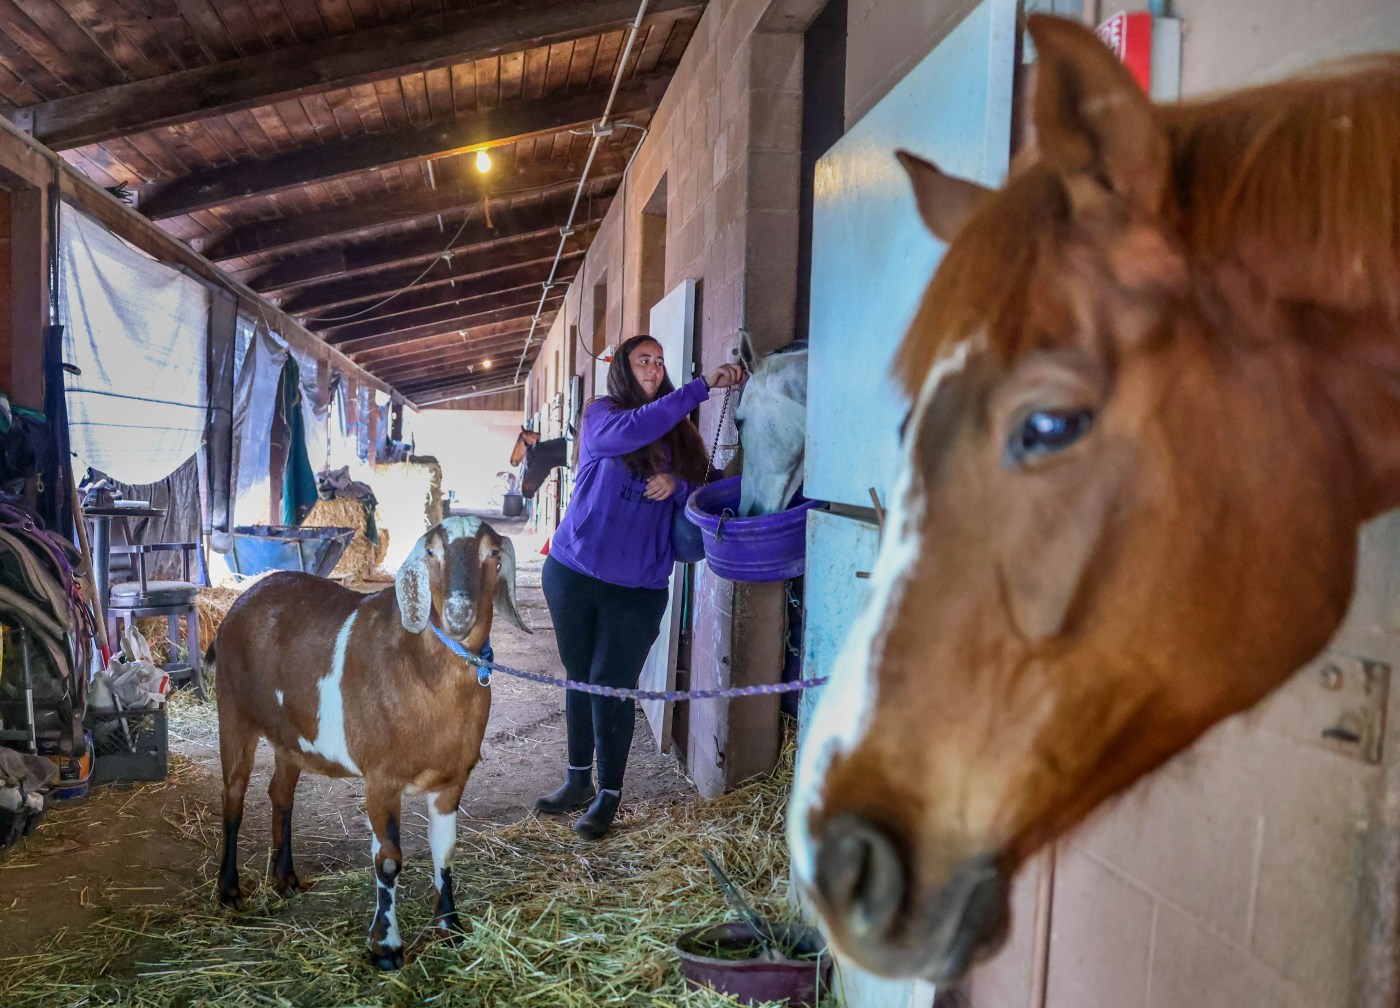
left=0, top=750, right=807, bottom=1008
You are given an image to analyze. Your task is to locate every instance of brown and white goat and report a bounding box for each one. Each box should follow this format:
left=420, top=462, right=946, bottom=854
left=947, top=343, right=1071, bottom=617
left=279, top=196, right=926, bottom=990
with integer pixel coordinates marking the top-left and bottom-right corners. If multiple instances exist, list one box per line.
left=211, top=516, right=529, bottom=970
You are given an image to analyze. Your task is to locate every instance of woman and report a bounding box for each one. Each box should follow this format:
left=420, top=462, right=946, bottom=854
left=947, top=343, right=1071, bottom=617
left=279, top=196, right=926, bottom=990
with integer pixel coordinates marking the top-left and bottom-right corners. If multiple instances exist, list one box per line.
left=534, top=334, right=745, bottom=839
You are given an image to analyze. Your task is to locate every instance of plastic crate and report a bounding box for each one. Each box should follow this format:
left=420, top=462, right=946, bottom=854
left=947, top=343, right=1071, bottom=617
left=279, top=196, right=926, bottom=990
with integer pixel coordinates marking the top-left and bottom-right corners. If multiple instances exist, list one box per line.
left=87, top=707, right=168, bottom=782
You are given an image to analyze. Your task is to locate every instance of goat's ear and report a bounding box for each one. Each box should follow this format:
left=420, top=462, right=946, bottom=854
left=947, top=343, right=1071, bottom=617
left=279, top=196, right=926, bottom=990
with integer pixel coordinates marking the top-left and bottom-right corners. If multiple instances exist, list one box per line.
left=395, top=538, right=433, bottom=633
left=494, top=537, right=531, bottom=633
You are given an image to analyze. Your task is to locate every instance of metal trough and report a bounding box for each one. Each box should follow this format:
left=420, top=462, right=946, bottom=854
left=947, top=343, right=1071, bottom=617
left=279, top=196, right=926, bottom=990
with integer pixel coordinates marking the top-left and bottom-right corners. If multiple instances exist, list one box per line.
left=228, top=525, right=355, bottom=579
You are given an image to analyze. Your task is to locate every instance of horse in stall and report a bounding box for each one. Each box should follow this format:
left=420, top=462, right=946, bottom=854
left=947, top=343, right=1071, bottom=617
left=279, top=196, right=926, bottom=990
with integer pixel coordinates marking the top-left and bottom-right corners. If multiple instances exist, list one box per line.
left=735, top=332, right=809, bottom=517
left=508, top=428, right=568, bottom=500
left=790, top=14, right=1400, bottom=984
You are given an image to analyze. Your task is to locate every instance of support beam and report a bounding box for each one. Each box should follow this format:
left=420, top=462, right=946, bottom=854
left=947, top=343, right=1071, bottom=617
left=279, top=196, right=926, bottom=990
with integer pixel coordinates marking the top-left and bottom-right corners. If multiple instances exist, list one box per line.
left=205, top=161, right=623, bottom=262
left=350, top=319, right=541, bottom=366
left=368, top=331, right=539, bottom=375
left=141, top=83, right=656, bottom=219
left=333, top=299, right=563, bottom=354
left=248, top=196, right=611, bottom=293
left=398, top=369, right=530, bottom=399
left=15, top=0, right=705, bottom=150
left=319, top=282, right=573, bottom=343
left=285, top=238, right=590, bottom=317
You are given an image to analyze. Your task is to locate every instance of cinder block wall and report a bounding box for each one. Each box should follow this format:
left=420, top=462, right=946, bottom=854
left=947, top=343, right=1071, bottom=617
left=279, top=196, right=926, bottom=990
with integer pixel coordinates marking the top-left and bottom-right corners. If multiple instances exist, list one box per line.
left=527, top=0, right=809, bottom=795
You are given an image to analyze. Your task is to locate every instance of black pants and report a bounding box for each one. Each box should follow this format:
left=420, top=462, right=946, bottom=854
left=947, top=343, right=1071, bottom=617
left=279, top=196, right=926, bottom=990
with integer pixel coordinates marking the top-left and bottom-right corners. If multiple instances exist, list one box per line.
left=542, top=555, right=669, bottom=791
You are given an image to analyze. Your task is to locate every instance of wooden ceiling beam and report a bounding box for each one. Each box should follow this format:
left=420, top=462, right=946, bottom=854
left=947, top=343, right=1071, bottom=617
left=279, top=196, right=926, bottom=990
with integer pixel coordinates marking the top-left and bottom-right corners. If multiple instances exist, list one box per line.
left=204, top=160, right=623, bottom=262
left=249, top=196, right=612, bottom=293
left=317, top=279, right=574, bottom=342
left=401, top=374, right=529, bottom=407
left=140, top=81, right=657, bottom=219
left=397, top=368, right=531, bottom=399
left=370, top=340, right=536, bottom=384
left=349, top=319, right=541, bottom=366
left=14, top=0, right=706, bottom=150
left=332, top=299, right=563, bottom=354
left=283, top=238, right=590, bottom=317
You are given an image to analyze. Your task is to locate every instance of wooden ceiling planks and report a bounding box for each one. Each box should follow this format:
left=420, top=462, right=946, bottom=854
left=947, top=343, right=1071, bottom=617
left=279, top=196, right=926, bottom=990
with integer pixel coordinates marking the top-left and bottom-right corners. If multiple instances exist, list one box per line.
left=0, top=0, right=708, bottom=403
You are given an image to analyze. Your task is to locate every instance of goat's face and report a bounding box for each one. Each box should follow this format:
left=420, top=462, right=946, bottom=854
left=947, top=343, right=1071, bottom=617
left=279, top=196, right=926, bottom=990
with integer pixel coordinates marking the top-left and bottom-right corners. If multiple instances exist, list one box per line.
left=395, top=516, right=531, bottom=648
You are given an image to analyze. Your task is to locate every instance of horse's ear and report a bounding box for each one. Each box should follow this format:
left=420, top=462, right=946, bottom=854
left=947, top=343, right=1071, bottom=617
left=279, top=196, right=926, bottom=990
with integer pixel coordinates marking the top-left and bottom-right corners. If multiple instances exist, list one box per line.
left=739, top=329, right=759, bottom=373
left=1027, top=14, right=1167, bottom=213
left=896, top=150, right=990, bottom=243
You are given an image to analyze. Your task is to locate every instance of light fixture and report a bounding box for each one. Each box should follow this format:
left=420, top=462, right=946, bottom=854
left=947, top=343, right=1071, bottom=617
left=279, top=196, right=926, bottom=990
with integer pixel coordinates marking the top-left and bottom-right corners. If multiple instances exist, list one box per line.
left=482, top=359, right=493, bottom=369
left=475, top=149, right=492, bottom=173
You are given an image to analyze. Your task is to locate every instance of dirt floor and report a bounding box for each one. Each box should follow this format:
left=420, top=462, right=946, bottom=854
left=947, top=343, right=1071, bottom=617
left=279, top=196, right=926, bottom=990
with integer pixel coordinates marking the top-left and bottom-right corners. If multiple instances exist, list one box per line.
left=0, top=510, right=696, bottom=958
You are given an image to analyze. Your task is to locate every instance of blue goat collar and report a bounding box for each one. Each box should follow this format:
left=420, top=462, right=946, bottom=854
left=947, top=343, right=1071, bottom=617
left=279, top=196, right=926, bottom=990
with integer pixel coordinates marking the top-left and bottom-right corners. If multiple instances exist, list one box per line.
left=430, top=624, right=494, bottom=686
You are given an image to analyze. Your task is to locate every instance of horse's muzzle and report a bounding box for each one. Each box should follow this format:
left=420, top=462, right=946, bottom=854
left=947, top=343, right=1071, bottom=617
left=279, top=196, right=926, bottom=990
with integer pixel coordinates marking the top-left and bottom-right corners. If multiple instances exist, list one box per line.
left=808, top=813, right=1010, bottom=982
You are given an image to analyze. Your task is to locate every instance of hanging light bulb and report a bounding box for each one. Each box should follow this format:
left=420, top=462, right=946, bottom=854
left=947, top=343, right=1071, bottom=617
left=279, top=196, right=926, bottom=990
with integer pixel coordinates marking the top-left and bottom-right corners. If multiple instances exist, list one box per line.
left=475, top=148, right=492, bottom=174
left=482, top=358, right=493, bottom=369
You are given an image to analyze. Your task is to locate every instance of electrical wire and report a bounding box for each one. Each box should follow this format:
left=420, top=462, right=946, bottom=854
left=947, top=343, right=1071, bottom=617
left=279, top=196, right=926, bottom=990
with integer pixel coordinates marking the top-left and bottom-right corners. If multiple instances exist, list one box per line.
left=513, top=0, right=653, bottom=383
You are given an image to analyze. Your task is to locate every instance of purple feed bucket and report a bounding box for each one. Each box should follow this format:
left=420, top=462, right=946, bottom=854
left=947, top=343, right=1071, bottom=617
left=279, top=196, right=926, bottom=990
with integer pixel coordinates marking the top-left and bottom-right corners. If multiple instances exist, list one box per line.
left=683, top=476, right=824, bottom=582
left=675, top=919, right=832, bottom=1007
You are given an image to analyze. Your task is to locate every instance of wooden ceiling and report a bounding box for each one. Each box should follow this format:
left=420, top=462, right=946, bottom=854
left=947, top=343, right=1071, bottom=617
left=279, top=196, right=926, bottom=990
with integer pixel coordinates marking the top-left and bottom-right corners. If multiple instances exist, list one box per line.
left=0, top=0, right=708, bottom=407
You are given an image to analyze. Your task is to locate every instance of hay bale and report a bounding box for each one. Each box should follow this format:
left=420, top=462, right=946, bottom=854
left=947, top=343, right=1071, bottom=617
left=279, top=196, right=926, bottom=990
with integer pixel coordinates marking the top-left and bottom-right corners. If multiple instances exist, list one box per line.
left=371, top=457, right=443, bottom=570
left=137, top=584, right=248, bottom=665
left=302, top=497, right=380, bottom=580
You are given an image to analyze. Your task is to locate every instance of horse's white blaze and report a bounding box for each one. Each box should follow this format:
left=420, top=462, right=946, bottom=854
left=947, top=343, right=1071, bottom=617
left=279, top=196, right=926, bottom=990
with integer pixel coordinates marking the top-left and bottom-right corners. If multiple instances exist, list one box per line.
left=789, top=337, right=975, bottom=880
left=427, top=794, right=457, bottom=892
left=301, top=610, right=363, bottom=775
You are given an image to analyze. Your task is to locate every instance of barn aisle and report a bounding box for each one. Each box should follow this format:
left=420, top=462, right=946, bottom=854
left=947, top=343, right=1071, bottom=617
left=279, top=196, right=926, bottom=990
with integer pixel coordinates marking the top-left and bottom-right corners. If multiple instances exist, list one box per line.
left=0, top=514, right=788, bottom=1006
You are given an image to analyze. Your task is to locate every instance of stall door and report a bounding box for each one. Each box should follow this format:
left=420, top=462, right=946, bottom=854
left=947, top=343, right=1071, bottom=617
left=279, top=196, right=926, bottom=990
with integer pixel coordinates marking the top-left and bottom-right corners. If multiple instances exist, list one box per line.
left=638, top=278, right=696, bottom=751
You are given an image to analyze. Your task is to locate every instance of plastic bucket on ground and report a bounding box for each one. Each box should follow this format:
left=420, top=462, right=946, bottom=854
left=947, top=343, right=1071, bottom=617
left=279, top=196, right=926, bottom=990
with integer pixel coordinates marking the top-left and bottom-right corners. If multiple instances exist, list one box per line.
left=675, top=919, right=831, bottom=1007
left=683, top=477, right=823, bottom=582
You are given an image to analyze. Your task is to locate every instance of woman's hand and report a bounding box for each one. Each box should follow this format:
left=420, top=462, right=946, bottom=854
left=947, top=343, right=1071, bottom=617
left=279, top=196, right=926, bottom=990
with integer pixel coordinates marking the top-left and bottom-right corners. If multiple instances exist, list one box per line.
left=707, top=363, right=746, bottom=390
left=644, top=473, right=679, bottom=501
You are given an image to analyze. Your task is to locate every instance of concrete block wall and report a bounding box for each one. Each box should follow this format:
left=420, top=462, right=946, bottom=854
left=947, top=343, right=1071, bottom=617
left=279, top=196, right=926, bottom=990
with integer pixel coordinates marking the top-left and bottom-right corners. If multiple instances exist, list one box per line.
left=525, top=0, right=811, bottom=796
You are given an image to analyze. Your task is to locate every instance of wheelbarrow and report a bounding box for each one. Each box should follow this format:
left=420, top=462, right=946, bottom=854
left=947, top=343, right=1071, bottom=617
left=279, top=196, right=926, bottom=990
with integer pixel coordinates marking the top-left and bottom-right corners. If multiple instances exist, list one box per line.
left=228, top=525, right=355, bottom=579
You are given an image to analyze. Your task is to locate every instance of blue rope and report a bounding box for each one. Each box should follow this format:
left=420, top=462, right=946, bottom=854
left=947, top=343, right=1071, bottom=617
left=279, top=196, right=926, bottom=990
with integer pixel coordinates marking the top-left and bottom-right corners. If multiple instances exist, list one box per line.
left=430, top=624, right=827, bottom=701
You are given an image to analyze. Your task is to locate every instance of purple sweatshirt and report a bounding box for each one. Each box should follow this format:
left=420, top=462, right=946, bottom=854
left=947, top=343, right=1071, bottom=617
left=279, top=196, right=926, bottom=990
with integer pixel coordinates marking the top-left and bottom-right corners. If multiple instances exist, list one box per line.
left=549, top=377, right=710, bottom=589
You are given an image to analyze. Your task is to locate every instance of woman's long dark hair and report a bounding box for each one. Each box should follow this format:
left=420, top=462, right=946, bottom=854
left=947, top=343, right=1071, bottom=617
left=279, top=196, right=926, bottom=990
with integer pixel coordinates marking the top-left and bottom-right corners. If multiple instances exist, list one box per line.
left=603, top=334, right=708, bottom=483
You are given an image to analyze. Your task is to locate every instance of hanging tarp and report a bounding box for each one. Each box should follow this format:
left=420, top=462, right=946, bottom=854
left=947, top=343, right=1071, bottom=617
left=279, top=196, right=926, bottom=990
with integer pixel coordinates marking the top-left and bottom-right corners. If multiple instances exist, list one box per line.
left=279, top=356, right=318, bottom=526
left=59, top=205, right=210, bottom=486
left=206, top=292, right=238, bottom=552
left=230, top=313, right=288, bottom=530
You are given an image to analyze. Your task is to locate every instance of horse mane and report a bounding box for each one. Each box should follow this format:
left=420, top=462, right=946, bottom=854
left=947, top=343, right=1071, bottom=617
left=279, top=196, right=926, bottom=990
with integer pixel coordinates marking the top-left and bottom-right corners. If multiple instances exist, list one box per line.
left=895, top=54, right=1400, bottom=395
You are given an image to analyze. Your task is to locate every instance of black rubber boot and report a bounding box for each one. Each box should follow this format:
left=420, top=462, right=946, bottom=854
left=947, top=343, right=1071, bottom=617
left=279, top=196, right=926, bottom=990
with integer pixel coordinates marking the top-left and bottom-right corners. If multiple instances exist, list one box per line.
left=534, top=768, right=596, bottom=815
left=573, top=790, right=621, bottom=840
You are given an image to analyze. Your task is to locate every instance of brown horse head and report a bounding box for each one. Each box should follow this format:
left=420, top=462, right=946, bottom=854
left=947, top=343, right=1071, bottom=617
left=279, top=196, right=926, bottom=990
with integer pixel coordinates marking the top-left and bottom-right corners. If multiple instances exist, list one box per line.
left=790, top=14, right=1400, bottom=983
left=509, top=427, right=540, bottom=467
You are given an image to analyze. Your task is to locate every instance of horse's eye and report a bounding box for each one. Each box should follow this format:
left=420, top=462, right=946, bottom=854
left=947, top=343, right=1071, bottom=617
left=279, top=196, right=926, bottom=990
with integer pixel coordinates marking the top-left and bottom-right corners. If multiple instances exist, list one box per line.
left=425, top=547, right=436, bottom=558
left=1006, top=408, right=1094, bottom=465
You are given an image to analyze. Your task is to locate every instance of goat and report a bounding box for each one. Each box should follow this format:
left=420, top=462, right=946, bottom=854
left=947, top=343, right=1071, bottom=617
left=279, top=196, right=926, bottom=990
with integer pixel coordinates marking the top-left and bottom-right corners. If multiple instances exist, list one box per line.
left=210, top=515, right=529, bottom=970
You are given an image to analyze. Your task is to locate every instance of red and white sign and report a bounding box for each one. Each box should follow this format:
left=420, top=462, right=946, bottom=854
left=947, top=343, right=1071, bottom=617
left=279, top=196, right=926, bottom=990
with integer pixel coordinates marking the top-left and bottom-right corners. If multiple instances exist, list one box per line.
left=1096, top=11, right=1153, bottom=93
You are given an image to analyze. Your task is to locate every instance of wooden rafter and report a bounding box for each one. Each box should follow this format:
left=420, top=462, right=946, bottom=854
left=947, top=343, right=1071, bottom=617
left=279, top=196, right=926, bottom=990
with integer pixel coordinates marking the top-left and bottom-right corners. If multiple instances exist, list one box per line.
left=14, top=0, right=705, bottom=150
left=248, top=196, right=613, bottom=294
left=319, top=281, right=575, bottom=343
left=332, top=298, right=564, bottom=354
left=397, top=367, right=529, bottom=397
left=349, top=320, right=543, bottom=366
left=284, top=238, right=592, bottom=318
left=140, top=81, right=659, bottom=220
left=203, top=160, right=625, bottom=262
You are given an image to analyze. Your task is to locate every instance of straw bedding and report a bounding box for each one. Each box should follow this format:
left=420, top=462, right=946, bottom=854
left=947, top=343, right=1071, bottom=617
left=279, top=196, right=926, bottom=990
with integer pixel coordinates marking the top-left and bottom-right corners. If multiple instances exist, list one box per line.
left=136, top=585, right=246, bottom=667
left=0, top=749, right=807, bottom=1007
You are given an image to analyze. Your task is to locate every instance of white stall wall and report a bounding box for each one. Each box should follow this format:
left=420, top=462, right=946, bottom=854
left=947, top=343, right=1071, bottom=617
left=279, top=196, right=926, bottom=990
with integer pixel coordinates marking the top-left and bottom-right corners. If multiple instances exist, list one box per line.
left=406, top=409, right=525, bottom=511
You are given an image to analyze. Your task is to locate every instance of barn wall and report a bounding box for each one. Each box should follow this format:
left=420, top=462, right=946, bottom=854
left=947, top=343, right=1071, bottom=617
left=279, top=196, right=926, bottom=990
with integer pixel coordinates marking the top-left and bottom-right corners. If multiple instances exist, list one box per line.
left=525, top=0, right=814, bottom=795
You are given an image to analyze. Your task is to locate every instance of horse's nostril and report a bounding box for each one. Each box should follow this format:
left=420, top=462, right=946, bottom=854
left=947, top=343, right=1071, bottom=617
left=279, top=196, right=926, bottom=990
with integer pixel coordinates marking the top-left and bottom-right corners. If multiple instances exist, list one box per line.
left=814, top=813, right=906, bottom=940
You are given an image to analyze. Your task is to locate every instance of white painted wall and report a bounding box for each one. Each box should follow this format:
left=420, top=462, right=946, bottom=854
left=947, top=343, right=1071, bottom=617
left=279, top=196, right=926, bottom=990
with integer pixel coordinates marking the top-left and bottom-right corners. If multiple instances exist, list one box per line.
left=403, top=408, right=523, bottom=511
